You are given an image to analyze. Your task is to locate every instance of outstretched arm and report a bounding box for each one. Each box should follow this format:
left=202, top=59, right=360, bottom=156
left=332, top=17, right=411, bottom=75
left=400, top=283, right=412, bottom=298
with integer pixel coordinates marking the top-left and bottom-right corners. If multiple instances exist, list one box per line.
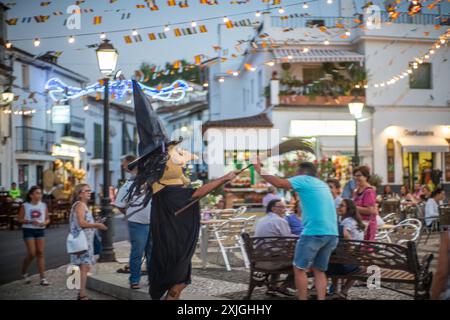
left=192, top=171, right=237, bottom=199
left=253, top=157, right=292, bottom=190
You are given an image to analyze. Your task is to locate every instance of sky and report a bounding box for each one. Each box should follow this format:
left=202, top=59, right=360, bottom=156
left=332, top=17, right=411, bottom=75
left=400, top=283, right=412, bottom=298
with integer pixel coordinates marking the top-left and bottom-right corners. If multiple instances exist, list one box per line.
left=5, top=0, right=450, bottom=83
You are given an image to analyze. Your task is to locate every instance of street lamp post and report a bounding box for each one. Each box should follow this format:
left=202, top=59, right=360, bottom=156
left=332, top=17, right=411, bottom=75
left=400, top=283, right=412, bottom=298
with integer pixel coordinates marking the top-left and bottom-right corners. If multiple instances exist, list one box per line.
left=348, top=97, right=364, bottom=168
left=96, top=39, right=118, bottom=262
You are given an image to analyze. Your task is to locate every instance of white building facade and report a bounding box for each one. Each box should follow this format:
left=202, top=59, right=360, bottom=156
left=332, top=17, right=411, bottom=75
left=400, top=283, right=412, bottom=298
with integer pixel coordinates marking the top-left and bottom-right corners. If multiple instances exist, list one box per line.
left=205, top=7, right=450, bottom=191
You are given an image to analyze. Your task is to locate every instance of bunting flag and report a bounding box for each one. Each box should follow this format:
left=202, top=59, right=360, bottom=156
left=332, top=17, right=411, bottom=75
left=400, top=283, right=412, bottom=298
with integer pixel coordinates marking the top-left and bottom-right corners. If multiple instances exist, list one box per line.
left=6, top=18, right=18, bottom=25
left=93, top=16, right=102, bottom=25
left=124, top=35, right=132, bottom=44
left=272, top=0, right=280, bottom=4
left=121, top=13, right=131, bottom=19
left=40, top=1, right=51, bottom=6
left=53, top=11, right=63, bottom=15
left=148, top=33, right=157, bottom=40
left=173, top=61, right=181, bottom=69
left=179, top=0, right=189, bottom=8
left=199, top=0, right=208, bottom=3
left=75, top=0, right=85, bottom=5
left=133, top=35, right=143, bottom=42
left=22, top=17, right=32, bottom=23
left=167, top=0, right=176, bottom=5
left=234, top=18, right=252, bottom=27
left=34, top=15, right=50, bottom=23
left=174, top=28, right=182, bottom=37
left=194, top=54, right=202, bottom=64
left=225, top=20, right=234, bottom=29
left=136, top=4, right=146, bottom=8
left=150, top=3, right=159, bottom=10
left=83, top=8, right=94, bottom=13
left=199, top=25, right=208, bottom=33
left=158, top=32, right=167, bottom=39
left=110, top=0, right=118, bottom=3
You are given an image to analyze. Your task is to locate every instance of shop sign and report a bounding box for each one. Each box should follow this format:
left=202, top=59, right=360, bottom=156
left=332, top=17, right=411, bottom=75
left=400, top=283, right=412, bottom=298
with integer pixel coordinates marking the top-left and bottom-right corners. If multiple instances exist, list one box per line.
left=52, top=144, right=79, bottom=158
left=404, top=130, right=434, bottom=136
left=52, top=105, right=70, bottom=124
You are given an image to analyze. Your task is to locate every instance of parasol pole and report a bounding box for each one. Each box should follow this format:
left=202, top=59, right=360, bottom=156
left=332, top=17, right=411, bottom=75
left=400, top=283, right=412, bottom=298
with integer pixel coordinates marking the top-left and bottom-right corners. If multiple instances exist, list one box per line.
left=174, top=164, right=253, bottom=216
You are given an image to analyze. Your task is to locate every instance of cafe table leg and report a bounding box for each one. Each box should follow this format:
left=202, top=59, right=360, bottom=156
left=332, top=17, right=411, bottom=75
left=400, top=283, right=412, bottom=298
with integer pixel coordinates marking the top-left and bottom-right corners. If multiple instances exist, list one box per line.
left=200, top=225, right=208, bottom=269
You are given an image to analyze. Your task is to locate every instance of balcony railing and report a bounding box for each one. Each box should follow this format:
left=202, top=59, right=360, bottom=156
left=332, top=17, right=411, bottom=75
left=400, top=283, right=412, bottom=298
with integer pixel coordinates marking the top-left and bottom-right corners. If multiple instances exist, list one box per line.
left=16, top=126, right=55, bottom=154
left=271, top=12, right=449, bottom=29
left=63, top=115, right=85, bottom=140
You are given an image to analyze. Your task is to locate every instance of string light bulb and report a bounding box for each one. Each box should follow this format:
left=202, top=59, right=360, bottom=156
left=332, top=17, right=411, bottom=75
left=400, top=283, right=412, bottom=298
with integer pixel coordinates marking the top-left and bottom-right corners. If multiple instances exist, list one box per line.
left=324, top=39, right=330, bottom=45
left=33, top=38, right=41, bottom=47
left=68, top=36, right=75, bottom=44
left=164, top=25, right=170, bottom=32
left=132, top=29, right=138, bottom=36
left=46, top=109, right=51, bottom=114
left=429, top=49, right=435, bottom=55
left=232, top=71, right=239, bottom=77
left=327, top=0, right=333, bottom=3
left=278, top=7, right=285, bottom=14
left=191, top=21, right=197, bottom=27
left=255, top=11, right=261, bottom=17
left=218, top=77, right=225, bottom=83
left=83, top=105, right=89, bottom=111
left=100, top=32, right=106, bottom=39
left=5, top=41, right=12, bottom=49
left=223, top=16, right=229, bottom=23
left=265, top=61, right=275, bottom=67
left=302, top=47, right=309, bottom=53
left=203, top=82, right=209, bottom=88
left=303, top=3, right=309, bottom=9
left=345, top=30, right=351, bottom=36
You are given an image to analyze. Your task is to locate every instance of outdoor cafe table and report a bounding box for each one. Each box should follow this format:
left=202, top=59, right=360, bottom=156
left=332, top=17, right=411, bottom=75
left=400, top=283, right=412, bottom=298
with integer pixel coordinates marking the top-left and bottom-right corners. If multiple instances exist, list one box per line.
left=199, top=219, right=228, bottom=268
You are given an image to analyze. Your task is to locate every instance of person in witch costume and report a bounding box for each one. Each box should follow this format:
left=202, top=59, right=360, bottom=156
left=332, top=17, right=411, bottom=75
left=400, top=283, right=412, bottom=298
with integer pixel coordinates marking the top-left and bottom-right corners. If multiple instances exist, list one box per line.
left=126, top=81, right=239, bottom=300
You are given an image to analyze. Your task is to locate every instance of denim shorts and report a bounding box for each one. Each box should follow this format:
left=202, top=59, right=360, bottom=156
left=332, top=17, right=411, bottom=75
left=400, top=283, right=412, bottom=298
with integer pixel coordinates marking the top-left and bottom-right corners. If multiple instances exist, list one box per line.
left=293, top=235, right=338, bottom=272
left=23, top=228, right=45, bottom=240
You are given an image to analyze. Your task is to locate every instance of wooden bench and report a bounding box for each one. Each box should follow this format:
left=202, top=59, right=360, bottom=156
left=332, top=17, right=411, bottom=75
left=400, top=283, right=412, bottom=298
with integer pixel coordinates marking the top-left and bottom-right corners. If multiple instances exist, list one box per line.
left=241, top=233, right=433, bottom=300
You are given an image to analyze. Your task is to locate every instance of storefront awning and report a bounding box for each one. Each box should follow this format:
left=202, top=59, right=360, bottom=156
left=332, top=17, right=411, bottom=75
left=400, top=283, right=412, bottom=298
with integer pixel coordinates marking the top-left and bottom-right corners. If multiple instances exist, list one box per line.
left=398, top=136, right=450, bottom=153
left=273, top=48, right=365, bottom=63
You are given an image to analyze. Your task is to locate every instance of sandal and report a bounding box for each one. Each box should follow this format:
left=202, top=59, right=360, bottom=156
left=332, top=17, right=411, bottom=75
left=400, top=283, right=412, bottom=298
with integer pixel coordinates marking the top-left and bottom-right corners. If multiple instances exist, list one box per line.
left=130, top=283, right=141, bottom=290
left=77, top=293, right=90, bottom=300
left=117, top=265, right=130, bottom=274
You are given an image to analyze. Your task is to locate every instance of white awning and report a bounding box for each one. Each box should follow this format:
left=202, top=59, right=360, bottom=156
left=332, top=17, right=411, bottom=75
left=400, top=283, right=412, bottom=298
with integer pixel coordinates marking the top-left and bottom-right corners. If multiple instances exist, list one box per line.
left=273, top=48, right=365, bottom=63
left=398, top=136, right=450, bottom=153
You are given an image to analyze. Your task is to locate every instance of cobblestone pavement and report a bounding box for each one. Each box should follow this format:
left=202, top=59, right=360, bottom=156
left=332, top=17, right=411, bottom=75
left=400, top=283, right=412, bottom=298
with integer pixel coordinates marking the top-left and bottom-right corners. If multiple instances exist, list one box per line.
left=0, top=265, right=117, bottom=300
left=0, top=233, right=440, bottom=300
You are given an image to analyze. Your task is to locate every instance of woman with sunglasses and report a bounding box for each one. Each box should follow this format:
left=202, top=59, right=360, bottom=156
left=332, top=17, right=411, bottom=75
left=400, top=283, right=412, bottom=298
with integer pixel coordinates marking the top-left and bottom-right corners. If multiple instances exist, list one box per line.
left=69, top=184, right=107, bottom=300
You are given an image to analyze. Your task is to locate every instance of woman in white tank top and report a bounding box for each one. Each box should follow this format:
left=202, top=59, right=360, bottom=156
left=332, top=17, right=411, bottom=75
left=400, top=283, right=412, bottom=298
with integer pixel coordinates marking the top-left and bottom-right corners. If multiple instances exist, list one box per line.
left=18, top=186, right=50, bottom=286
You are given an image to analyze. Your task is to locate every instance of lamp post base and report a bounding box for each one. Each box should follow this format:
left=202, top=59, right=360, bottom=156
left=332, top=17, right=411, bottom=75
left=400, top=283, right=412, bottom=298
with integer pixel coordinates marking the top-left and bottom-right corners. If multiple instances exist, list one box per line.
left=98, top=197, right=116, bottom=262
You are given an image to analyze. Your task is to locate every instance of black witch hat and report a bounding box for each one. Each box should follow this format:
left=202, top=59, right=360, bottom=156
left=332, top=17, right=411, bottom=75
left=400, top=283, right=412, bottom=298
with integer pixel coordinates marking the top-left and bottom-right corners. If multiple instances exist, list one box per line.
left=127, top=80, right=181, bottom=170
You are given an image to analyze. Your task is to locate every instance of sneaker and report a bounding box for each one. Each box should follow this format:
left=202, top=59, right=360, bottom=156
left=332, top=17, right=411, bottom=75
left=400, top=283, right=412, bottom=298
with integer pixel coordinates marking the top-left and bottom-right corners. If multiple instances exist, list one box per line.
left=40, top=278, right=49, bottom=286
left=23, top=274, right=31, bottom=285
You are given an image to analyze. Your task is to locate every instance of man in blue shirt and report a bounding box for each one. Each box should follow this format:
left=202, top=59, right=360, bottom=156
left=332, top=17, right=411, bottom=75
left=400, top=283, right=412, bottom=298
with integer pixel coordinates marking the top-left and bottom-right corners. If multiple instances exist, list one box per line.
left=253, top=159, right=338, bottom=300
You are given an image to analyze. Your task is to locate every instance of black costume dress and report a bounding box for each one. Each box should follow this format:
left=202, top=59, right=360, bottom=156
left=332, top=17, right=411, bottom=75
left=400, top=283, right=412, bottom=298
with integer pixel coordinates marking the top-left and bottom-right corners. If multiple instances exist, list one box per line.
left=148, top=185, right=200, bottom=299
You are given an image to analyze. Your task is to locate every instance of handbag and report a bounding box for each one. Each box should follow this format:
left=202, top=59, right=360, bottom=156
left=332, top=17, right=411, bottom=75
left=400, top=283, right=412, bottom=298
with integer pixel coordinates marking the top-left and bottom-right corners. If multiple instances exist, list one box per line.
left=67, top=207, right=88, bottom=254
left=67, top=229, right=88, bottom=254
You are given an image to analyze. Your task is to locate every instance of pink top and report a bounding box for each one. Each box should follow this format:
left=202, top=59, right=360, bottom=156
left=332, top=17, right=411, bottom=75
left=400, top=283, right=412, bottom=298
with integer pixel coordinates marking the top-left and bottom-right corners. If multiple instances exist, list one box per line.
left=353, top=187, right=377, bottom=221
